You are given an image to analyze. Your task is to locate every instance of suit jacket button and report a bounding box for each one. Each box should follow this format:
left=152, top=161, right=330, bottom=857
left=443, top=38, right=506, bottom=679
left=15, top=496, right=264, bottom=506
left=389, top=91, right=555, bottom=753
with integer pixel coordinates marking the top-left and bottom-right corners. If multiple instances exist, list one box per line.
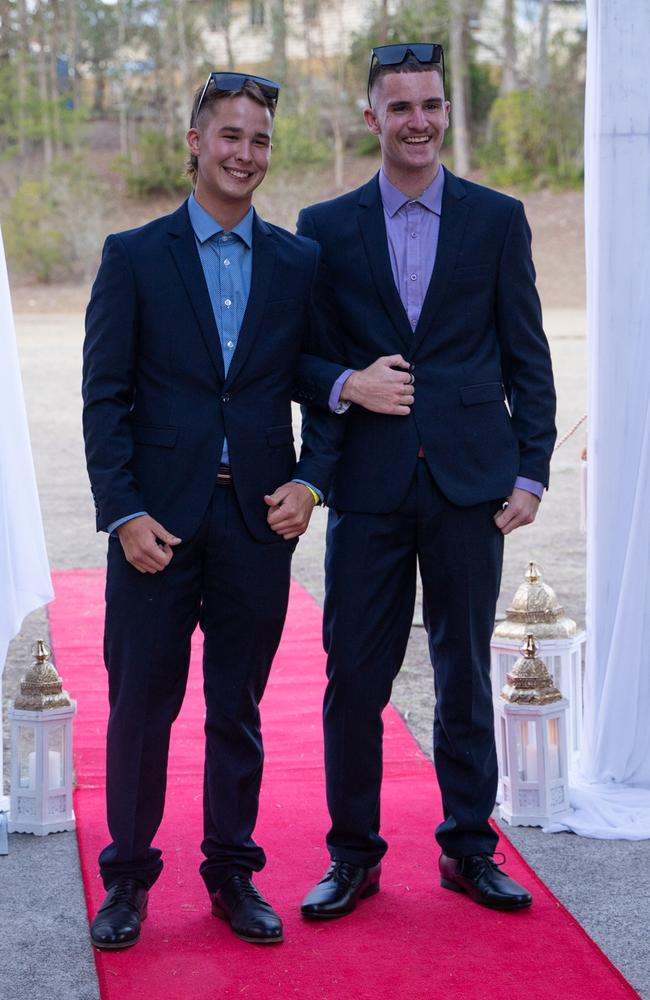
left=221, top=393, right=230, bottom=402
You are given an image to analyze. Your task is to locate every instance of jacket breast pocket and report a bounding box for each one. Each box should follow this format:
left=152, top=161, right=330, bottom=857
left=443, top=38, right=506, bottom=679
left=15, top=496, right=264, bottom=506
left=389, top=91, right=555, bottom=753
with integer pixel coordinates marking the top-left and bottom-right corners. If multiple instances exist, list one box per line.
left=459, top=382, right=505, bottom=406
left=266, top=424, right=294, bottom=447
left=132, top=424, right=177, bottom=447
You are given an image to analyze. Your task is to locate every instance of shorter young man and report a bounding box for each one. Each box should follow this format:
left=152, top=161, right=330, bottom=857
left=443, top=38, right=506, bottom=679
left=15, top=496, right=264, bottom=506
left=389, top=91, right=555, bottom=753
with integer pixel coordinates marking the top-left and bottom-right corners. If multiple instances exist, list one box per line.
left=83, top=72, right=340, bottom=948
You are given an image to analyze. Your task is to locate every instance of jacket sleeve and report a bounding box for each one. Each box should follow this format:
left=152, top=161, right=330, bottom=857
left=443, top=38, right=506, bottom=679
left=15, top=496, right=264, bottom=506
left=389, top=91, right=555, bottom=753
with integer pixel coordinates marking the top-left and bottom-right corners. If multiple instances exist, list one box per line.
left=496, top=200, right=557, bottom=487
left=293, top=236, right=347, bottom=499
left=82, top=235, right=145, bottom=531
left=293, top=208, right=350, bottom=411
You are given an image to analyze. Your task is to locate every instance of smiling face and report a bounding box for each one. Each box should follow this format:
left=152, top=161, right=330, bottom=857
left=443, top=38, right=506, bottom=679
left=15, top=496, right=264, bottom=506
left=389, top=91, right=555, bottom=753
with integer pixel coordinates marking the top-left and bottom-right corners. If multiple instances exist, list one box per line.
left=364, top=69, right=450, bottom=195
left=186, top=93, right=273, bottom=224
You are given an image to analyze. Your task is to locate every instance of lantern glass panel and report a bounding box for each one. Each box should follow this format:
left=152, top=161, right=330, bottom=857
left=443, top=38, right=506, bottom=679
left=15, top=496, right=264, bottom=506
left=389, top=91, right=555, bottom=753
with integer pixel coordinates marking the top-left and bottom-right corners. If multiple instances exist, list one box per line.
left=18, top=725, right=36, bottom=788
left=516, top=720, right=538, bottom=783
left=500, top=717, right=509, bottom=776
left=551, top=654, right=562, bottom=690
left=47, top=726, right=65, bottom=789
left=547, top=718, right=561, bottom=779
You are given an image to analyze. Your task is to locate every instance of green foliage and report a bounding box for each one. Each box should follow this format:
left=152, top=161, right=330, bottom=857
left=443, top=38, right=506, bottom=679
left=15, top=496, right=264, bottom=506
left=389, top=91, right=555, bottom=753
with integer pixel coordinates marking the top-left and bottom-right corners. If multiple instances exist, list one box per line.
left=3, top=180, right=64, bottom=283
left=480, top=85, right=583, bottom=189
left=116, top=129, right=191, bottom=197
left=270, top=113, right=332, bottom=172
left=3, top=157, right=108, bottom=282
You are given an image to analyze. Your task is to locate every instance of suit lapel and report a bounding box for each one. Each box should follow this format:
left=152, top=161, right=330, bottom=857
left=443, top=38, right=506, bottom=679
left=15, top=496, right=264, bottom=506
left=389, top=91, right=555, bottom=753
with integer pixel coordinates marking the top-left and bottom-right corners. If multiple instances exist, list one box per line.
left=411, top=167, right=469, bottom=354
left=224, top=213, right=276, bottom=387
left=358, top=176, right=413, bottom=351
left=167, top=203, right=225, bottom=381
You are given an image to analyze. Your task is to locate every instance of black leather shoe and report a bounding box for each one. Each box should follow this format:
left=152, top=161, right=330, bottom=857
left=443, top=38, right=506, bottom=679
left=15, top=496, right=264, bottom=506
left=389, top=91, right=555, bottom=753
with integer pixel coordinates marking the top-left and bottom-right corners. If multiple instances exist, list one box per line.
left=90, top=878, right=149, bottom=949
left=210, top=875, right=283, bottom=944
left=301, top=861, right=381, bottom=919
left=439, top=853, right=532, bottom=910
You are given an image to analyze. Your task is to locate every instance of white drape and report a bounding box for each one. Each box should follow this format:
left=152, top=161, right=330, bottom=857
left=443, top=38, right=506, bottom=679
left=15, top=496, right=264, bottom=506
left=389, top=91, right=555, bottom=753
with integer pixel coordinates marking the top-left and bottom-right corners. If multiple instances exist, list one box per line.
left=0, top=226, right=54, bottom=804
left=548, top=0, right=650, bottom=838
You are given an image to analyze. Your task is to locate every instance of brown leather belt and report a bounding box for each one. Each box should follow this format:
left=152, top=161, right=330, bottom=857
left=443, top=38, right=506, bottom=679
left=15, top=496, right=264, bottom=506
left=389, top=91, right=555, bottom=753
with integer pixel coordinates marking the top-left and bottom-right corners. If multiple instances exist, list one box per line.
left=217, top=464, right=232, bottom=486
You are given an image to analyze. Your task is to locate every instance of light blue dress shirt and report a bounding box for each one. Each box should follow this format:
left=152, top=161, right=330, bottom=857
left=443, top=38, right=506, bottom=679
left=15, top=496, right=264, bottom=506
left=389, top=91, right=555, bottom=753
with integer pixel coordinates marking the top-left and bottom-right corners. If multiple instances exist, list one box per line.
left=188, top=192, right=253, bottom=467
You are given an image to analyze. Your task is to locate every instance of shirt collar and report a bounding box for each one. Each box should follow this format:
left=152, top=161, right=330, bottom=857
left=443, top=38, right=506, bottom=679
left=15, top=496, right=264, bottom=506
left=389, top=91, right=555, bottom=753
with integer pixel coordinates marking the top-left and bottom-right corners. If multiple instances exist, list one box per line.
left=378, top=165, right=445, bottom=218
left=188, top=192, right=254, bottom=248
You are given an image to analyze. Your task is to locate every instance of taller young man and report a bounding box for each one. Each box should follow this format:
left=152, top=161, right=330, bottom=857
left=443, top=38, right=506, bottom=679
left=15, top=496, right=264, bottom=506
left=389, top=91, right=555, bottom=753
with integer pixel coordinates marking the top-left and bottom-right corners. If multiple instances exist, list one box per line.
left=298, top=44, right=557, bottom=916
left=82, top=74, right=341, bottom=949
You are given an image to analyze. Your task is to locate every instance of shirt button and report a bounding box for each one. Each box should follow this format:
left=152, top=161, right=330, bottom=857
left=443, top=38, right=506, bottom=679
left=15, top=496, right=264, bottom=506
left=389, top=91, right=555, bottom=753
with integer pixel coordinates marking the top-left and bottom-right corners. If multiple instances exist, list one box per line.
left=410, top=273, right=417, bottom=281
left=224, top=258, right=231, bottom=267
left=224, top=298, right=232, bottom=307
left=225, top=340, right=235, bottom=350
left=411, top=232, right=417, bottom=239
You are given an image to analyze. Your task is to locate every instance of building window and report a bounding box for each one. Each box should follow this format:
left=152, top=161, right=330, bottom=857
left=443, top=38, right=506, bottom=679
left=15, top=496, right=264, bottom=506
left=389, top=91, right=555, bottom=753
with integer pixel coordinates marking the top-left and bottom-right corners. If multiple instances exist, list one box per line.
left=303, top=0, right=319, bottom=23
left=250, top=0, right=265, bottom=26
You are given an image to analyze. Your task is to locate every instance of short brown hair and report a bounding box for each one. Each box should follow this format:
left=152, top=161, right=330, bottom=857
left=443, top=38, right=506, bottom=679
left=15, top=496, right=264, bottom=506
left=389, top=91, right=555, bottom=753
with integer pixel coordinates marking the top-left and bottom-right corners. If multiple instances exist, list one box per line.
left=186, top=79, right=275, bottom=186
left=368, top=52, right=444, bottom=105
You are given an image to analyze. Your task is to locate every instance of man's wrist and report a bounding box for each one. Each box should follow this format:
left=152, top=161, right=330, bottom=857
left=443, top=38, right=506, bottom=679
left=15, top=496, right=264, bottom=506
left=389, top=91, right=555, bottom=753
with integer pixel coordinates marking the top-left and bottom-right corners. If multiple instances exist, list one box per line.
left=513, top=476, right=544, bottom=500
left=107, top=511, right=148, bottom=535
left=292, top=479, right=322, bottom=505
left=329, top=369, right=355, bottom=413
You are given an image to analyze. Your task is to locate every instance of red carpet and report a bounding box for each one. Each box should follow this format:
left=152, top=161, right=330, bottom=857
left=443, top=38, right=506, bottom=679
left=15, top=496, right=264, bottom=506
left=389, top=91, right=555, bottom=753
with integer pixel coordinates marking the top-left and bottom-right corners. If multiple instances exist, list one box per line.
left=49, top=568, right=639, bottom=1000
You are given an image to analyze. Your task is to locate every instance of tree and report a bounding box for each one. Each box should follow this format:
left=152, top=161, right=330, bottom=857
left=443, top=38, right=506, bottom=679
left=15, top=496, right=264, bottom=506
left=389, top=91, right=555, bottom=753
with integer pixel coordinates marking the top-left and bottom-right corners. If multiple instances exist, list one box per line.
left=449, top=0, right=471, bottom=175
left=500, top=0, right=517, bottom=94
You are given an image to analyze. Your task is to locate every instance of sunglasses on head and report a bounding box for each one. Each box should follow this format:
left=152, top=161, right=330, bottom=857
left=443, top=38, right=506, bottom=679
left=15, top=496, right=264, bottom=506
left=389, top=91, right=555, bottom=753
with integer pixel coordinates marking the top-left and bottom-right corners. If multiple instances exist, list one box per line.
left=194, top=71, right=281, bottom=121
left=367, top=43, right=445, bottom=105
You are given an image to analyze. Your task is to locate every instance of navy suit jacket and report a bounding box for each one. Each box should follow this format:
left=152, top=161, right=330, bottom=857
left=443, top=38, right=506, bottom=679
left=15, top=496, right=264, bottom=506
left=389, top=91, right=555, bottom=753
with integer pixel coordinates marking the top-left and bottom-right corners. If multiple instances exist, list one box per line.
left=297, top=168, right=557, bottom=512
left=83, top=201, right=342, bottom=542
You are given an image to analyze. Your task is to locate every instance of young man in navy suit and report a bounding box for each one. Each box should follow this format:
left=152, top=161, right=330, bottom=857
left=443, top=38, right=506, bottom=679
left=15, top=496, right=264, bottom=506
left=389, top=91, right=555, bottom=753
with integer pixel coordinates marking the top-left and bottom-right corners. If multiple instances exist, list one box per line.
left=83, top=74, right=342, bottom=949
left=298, top=44, right=557, bottom=917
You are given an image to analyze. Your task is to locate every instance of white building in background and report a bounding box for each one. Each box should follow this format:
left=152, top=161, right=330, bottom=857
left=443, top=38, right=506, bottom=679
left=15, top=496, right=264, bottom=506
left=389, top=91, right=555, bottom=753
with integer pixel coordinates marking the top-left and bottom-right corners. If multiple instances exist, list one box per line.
left=202, top=0, right=393, bottom=69
left=202, top=0, right=586, bottom=73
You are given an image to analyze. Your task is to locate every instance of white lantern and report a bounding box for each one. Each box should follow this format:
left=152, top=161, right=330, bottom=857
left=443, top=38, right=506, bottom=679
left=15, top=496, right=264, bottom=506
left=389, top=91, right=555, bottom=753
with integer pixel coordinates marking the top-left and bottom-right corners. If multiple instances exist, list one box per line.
left=491, top=563, right=585, bottom=761
left=8, top=641, right=76, bottom=836
left=495, top=634, right=570, bottom=827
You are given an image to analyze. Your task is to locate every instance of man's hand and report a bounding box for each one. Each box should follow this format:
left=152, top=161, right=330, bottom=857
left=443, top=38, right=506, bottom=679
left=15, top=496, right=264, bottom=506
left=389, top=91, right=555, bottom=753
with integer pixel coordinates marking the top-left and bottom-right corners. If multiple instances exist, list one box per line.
left=117, top=515, right=182, bottom=573
left=265, top=483, right=317, bottom=540
left=340, top=354, right=414, bottom=415
left=493, top=487, right=541, bottom=536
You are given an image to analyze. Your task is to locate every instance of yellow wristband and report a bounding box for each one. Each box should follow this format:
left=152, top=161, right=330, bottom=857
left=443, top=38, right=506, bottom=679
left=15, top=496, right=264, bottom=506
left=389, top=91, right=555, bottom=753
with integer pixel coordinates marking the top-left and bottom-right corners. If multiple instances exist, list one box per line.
left=304, top=485, right=320, bottom=506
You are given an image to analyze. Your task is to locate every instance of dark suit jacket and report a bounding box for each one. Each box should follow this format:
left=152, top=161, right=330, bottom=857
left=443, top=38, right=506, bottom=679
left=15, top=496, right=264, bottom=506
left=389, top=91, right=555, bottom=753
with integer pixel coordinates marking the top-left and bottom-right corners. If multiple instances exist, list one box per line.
left=82, top=201, right=341, bottom=542
left=297, top=167, right=557, bottom=513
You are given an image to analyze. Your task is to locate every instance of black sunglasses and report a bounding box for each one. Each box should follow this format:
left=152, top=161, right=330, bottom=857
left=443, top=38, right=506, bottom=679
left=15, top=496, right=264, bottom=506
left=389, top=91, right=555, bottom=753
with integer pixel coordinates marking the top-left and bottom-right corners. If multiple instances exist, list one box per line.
left=367, top=43, right=445, bottom=105
left=194, top=71, right=281, bottom=121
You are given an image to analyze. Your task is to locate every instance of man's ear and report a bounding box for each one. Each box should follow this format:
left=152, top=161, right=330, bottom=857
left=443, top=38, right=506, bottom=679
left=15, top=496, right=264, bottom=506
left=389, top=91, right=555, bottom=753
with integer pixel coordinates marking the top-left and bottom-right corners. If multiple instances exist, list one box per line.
left=363, top=107, right=380, bottom=136
left=186, top=127, right=200, bottom=156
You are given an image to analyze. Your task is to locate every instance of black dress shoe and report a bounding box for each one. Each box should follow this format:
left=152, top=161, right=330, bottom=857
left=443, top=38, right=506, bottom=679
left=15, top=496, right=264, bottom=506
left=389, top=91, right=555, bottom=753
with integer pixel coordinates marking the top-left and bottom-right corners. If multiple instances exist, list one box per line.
left=439, top=853, right=532, bottom=910
left=90, top=878, right=149, bottom=949
left=210, top=875, right=283, bottom=944
left=301, top=861, right=381, bottom=919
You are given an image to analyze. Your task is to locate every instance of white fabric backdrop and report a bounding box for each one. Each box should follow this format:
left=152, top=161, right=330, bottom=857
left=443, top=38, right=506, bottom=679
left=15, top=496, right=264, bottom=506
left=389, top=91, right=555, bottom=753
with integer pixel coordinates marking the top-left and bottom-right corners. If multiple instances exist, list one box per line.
left=548, top=0, right=650, bottom=838
left=0, top=226, right=54, bottom=805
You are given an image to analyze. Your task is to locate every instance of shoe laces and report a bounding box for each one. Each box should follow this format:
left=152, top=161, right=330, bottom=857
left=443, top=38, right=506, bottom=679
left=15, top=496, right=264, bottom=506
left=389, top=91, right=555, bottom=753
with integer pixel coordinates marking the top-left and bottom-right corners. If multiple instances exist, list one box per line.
left=228, top=875, right=264, bottom=902
left=328, top=862, right=362, bottom=888
left=107, top=878, right=146, bottom=906
left=472, top=852, right=506, bottom=874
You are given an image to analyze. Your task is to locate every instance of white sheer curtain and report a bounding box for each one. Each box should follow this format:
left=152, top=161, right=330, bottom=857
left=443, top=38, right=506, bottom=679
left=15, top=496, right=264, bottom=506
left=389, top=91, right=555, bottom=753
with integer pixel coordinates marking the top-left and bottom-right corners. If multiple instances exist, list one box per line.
left=0, top=227, right=53, bottom=809
left=548, top=0, right=650, bottom=838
